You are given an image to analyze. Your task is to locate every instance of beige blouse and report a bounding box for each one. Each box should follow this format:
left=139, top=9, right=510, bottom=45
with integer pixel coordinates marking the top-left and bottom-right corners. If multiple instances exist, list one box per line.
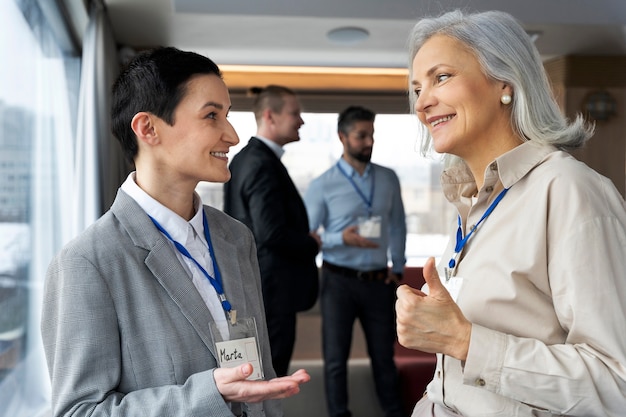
left=426, top=141, right=626, bottom=416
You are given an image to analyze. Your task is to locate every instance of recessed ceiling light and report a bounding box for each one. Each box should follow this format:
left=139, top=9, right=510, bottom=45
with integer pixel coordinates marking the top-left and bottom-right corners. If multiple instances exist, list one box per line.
left=327, top=27, right=370, bottom=45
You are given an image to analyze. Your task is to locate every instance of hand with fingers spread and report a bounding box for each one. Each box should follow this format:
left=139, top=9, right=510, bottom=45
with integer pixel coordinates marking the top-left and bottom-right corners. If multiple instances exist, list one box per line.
left=214, top=364, right=310, bottom=403
left=342, top=225, right=379, bottom=248
left=395, top=257, right=472, bottom=360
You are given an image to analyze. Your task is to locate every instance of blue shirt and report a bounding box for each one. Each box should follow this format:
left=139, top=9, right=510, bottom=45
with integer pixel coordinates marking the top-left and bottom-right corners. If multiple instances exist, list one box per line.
left=304, top=158, right=406, bottom=273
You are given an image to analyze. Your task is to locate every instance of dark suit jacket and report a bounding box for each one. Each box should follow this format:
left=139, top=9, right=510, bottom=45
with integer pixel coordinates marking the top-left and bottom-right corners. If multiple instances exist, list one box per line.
left=224, top=137, right=319, bottom=314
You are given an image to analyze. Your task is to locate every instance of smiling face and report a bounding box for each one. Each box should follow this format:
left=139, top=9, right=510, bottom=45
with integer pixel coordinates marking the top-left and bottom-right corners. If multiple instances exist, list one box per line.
left=271, top=94, right=305, bottom=145
left=151, top=73, right=239, bottom=185
left=411, top=34, right=511, bottom=162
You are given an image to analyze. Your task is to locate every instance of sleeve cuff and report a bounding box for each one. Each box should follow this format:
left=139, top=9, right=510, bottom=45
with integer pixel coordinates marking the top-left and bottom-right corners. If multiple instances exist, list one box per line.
left=462, top=323, right=507, bottom=395
left=322, top=232, right=344, bottom=248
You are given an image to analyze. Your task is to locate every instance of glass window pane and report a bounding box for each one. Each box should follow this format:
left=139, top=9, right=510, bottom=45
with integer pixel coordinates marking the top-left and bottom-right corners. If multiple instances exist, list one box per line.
left=0, top=1, right=79, bottom=416
left=198, top=111, right=452, bottom=266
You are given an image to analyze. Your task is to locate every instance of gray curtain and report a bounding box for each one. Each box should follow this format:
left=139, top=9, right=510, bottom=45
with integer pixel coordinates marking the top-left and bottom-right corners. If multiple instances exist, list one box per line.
left=73, top=0, right=126, bottom=235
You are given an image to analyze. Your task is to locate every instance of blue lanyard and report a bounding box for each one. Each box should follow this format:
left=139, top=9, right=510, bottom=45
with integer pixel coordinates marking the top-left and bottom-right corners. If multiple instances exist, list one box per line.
left=337, top=162, right=375, bottom=216
left=448, top=188, right=509, bottom=271
left=149, top=211, right=232, bottom=314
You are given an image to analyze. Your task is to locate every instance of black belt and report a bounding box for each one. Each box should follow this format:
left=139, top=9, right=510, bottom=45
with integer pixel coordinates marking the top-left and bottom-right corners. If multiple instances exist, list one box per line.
left=322, top=261, right=388, bottom=282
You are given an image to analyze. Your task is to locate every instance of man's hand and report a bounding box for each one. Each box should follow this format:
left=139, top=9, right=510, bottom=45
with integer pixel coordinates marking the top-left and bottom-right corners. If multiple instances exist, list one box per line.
left=214, top=364, right=310, bottom=403
left=385, top=271, right=402, bottom=285
left=342, top=225, right=378, bottom=248
left=395, top=257, right=472, bottom=360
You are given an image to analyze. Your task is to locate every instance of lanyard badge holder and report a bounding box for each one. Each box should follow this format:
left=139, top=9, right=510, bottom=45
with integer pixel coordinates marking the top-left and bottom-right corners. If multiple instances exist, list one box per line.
left=444, top=188, right=510, bottom=302
left=446, top=187, right=509, bottom=279
left=337, top=162, right=381, bottom=238
left=149, top=212, right=264, bottom=380
left=209, top=316, right=264, bottom=380
left=358, top=215, right=382, bottom=238
left=210, top=316, right=265, bottom=416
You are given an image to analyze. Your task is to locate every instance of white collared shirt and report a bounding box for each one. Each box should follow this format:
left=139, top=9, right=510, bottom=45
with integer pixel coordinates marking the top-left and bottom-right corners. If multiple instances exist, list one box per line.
left=121, top=172, right=228, bottom=338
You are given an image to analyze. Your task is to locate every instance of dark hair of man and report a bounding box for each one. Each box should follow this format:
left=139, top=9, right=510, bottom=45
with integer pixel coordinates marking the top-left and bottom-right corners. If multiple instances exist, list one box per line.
left=337, top=105, right=376, bottom=136
left=250, top=85, right=297, bottom=123
left=111, top=46, right=222, bottom=164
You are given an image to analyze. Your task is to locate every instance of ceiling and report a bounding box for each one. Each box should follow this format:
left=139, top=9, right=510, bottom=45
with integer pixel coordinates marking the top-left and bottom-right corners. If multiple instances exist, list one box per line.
left=101, top=0, right=626, bottom=69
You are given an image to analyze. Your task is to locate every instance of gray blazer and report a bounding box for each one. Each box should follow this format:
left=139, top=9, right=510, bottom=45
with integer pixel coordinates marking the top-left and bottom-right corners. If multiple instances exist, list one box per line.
left=41, top=190, right=281, bottom=417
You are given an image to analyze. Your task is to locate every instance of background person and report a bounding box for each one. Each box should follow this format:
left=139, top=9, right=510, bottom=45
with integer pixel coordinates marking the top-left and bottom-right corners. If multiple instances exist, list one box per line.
left=304, top=105, right=406, bottom=417
left=396, top=10, right=626, bottom=417
left=224, top=85, right=321, bottom=377
left=41, top=47, right=309, bottom=417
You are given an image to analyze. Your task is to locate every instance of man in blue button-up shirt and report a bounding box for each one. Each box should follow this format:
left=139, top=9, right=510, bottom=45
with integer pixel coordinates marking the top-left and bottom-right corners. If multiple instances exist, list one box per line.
left=304, top=106, right=407, bottom=417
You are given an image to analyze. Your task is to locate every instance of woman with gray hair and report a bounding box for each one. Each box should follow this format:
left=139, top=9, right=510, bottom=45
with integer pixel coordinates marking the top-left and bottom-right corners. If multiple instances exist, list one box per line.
left=395, top=9, right=626, bottom=417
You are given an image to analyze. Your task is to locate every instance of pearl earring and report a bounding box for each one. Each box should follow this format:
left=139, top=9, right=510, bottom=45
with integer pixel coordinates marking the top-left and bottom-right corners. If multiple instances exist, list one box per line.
left=501, top=94, right=512, bottom=105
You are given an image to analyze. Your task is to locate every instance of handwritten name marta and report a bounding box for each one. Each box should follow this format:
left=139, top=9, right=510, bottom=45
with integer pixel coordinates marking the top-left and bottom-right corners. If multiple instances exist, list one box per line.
left=220, top=348, right=244, bottom=362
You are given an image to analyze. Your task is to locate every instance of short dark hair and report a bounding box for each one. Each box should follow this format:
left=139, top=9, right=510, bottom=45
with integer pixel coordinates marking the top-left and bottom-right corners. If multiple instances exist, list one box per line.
left=337, top=106, right=376, bottom=135
left=111, top=47, right=222, bottom=163
left=250, top=85, right=296, bottom=123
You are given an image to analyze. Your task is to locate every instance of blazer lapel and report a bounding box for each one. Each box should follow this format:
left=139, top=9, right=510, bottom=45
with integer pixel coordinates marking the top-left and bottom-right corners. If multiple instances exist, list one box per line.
left=251, top=137, right=302, bottom=203
left=111, top=190, right=219, bottom=358
left=144, top=246, right=219, bottom=358
left=254, top=138, right=310, bottom=226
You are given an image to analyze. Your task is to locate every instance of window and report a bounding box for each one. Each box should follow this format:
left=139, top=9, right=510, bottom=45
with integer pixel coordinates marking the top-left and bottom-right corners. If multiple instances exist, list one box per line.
left=0, top=1, right=80, bottom=415
left=197, top=111, right=453, bottom=266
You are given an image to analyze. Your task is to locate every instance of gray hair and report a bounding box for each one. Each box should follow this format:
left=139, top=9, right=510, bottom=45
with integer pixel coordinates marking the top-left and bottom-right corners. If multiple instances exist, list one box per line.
left=408, top=10, right=593, bottom=158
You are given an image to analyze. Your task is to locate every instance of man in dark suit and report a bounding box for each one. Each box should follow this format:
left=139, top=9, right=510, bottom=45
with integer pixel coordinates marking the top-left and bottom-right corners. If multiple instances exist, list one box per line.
left=224, top=85, right=320, bottom=376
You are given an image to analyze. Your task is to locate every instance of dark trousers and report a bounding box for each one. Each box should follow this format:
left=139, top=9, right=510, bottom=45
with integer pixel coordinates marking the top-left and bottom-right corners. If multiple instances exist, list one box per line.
left=321, top=267, right=404, bottom=417
left=265, top=312, right=296, bottom=377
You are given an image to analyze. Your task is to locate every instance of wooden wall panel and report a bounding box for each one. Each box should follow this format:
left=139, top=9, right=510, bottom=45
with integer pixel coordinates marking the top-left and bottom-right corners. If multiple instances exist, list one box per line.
left=546, top=56, right=626, bottom=196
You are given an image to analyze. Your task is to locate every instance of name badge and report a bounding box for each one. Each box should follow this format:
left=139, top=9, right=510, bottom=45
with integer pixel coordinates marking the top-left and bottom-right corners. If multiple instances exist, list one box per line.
left=421, top=276, right=464, bottom=303
left=443, top=276, right=464, bottom=303
left=209, top=316, right=264, bottom=380
left=358, top=215, right=382, bottom=238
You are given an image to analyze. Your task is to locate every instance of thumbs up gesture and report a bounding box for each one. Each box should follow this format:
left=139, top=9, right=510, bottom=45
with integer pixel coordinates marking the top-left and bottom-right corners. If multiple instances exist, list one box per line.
left=395, top=257, right=472, bottom=360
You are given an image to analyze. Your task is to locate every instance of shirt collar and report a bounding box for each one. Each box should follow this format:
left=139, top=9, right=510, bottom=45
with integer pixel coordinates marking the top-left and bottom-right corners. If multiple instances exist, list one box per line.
left=337, top=157, right=372, bottom=178
left=121, top=172, right=206, bottom=246
left=496, top=141, right=556, bottom=188
left=441, top=141, right=557, bottom=202
left=255, top=136, right=285, bottom=159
